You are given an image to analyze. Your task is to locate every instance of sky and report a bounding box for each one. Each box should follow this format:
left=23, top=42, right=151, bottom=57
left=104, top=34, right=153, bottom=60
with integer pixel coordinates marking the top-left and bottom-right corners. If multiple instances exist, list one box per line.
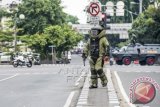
left=61, top=0, right=89, bottom=24
left=1, top=0, right=89, bottom=24
left=1, top=0, right=21, bottom=5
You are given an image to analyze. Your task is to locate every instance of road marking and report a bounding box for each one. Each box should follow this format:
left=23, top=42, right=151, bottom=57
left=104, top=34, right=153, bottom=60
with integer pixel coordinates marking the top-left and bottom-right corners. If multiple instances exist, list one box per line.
left=63, top=91, right=75, bottom=107
left=114, top=71, right=136, bottom=107
left=75, top=72, right=86, bottom=86
left=0, top=74, right=18, bottom=82
left=109, top=101, right=119, bottom=104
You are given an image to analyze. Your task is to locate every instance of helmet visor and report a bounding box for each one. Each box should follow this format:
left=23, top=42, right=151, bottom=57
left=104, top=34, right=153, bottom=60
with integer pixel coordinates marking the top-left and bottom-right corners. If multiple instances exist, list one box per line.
left=91, top=30, right=98, bottom=37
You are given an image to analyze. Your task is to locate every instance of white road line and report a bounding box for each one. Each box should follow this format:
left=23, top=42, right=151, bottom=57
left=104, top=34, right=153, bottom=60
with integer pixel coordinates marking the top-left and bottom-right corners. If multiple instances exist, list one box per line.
left=109, top=101, right=119, bottom=104
left=114, top=71, right=136, bottom=107
left=63, top=91, right=75, bottom=107
left=75, top=72, right=86, bottom=86
left=0, top=74, right=18, bottom=82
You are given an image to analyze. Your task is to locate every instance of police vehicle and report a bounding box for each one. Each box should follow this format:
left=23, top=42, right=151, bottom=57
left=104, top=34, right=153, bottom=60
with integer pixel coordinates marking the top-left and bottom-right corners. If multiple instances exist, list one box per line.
left=112, top=43, right=160, bottom=65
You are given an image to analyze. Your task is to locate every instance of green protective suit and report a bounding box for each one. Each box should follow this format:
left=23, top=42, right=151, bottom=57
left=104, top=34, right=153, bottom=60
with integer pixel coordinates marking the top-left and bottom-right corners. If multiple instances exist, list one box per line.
left=83, top=29, right=109, bottom=87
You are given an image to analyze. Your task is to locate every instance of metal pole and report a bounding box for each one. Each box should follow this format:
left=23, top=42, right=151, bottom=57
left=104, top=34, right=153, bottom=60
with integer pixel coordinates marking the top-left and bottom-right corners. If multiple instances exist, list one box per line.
left=139, top=0, right=143, bottom=14
left=124, top=9, right=133, bottom=23
left=51, top=47, right=54, bottom=64
left=53, top=47, right=56, bottom=64
left=129, top=12, right=133, bottom=23
left=14, top=13, right=17, bottom=53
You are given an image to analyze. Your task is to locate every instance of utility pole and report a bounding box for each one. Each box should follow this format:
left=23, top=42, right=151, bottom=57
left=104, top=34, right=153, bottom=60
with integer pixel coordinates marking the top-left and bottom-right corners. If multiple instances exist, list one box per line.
left=139, top=0, right=143, bottom=14
left=13, top=13, right=17, bottom=53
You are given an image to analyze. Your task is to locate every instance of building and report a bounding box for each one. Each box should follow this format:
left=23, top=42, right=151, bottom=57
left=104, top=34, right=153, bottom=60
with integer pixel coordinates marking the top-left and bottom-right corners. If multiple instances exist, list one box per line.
left=72, top=23, right=132, bottom=39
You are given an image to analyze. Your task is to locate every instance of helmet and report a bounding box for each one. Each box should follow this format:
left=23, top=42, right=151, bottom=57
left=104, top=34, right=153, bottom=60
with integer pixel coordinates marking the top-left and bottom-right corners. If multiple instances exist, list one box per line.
left=90, top=25, right=103, bottom=38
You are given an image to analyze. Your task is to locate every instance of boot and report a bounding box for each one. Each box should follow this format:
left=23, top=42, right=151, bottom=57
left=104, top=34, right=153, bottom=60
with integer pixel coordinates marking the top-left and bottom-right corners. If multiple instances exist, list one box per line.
left=89, top=84, right=98, bottom=89
left=97, top=69, right=108, bottom=87
left=89, top=75, right=98, bottom=89
left=101, top=79, right=108, bottom=87
left=101, top=74, right=108, bottom=87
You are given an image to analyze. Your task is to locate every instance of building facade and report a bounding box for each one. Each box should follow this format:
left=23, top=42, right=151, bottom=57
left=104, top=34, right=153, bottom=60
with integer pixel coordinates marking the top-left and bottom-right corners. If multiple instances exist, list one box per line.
left=72, top=23, right=132, bottom=39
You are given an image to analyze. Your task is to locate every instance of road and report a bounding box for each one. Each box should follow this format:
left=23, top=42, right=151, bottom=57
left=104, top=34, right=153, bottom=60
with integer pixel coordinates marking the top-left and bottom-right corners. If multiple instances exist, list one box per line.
left=108, top=65, right=160, bottom=107
left=0, top=54, right=86, bottom=107
left=0, top=54, right=160, bottom=107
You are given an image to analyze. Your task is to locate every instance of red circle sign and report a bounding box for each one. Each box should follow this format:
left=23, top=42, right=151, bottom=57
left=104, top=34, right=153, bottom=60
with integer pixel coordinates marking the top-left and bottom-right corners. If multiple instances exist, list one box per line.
left=89, top=3, right=100, bottom=16
left=134, top=82, right=156, bottom=104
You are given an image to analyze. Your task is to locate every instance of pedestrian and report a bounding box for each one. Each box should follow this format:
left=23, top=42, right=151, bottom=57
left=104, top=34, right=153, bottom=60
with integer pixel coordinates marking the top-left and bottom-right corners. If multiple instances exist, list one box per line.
left=82, top=25, right=110, bottom=89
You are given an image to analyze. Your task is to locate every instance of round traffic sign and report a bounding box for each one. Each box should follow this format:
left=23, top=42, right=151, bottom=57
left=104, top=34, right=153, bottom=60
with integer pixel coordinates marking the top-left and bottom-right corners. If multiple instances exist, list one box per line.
left=89, top=3, right=100, bottom=16
left=106, top=1, right=114, bottom=9
left=116, top=1, right=125, bottom=9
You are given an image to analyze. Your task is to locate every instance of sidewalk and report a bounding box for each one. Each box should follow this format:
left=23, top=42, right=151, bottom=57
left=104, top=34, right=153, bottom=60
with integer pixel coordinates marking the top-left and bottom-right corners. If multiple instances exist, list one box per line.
left=76, top=68, right=120, bottom=107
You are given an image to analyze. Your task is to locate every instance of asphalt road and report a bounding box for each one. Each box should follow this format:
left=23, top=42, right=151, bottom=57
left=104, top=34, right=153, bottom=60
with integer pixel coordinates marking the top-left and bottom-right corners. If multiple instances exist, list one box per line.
left=108, top=65, right=160, bottom=107
left=0, top=54, right=85, bottom=107
left=3, top=54, right=159, bottom=107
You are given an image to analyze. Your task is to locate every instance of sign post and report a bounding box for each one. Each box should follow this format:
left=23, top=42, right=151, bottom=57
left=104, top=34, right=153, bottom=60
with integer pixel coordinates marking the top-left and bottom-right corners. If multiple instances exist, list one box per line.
left=49, top=45, right=56, bottom=64
left=88, top=2, right=101, bottom=25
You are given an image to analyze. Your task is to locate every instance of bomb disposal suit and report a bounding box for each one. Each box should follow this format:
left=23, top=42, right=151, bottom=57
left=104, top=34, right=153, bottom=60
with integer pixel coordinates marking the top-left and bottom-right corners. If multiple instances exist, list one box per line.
left=82, top=26, right=109, bottom=89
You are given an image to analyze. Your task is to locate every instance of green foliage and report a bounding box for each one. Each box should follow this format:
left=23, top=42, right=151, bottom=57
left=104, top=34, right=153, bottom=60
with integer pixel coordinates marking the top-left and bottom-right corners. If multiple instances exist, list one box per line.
left=117, top=40, right=129, bottom=48
left=104, top=0, right=151, bottom=23
left=0, top=30, right=14, bottom=52
left=17, top=0, right=66, bottom=35
left=0, top=30, right=13, bottom=42
left=65, top=14, right=79, bottom=24
left=1, top=0, right=83, bottom=59
left=19, top=25, right=83, bottom=58
left=129, top=5, right=160, bottom=44
left=0, top=8, right=9, bottom=19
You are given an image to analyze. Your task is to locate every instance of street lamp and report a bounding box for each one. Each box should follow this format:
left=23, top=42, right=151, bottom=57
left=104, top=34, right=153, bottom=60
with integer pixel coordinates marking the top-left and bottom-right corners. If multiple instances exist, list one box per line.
left=10, top=1, right=25, bottom=52
left=124, top=9, right=138, bottom=23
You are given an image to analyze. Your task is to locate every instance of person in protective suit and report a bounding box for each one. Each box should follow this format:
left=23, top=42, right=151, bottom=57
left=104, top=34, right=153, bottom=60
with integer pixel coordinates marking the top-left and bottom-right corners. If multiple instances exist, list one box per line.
left=82, top=25, right=110, bottom=89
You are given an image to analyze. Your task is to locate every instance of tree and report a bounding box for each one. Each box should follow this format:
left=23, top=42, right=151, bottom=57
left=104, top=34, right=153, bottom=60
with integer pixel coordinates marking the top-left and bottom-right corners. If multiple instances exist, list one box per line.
left=17, top=0, right=66, bottom=35
left=20, top=24, right=83, bottom=58
left=0, top=8, right=10, bottom=29
left=0, top=30, right=14, bottom=52
left=65, top=14, right=79, bottom=24
left=129, top=5, right=160, bottom=44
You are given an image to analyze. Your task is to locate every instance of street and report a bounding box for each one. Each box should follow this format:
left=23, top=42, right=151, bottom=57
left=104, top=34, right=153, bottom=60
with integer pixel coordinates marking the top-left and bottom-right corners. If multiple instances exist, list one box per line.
left=0, top=55, right=160, bottom=107
left=0, top=55, right=87, bottom=107
left=1, top=0, right=160, bottom=107
left=108, top=65, right=160, bottom=107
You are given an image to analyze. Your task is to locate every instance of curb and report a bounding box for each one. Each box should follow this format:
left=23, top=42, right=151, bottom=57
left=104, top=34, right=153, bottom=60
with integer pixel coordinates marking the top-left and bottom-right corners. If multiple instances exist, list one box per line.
left=106, top=68, right=120, bottom=107
left=76, top=73, right=90, bottom=107
left=111, top=71, right=136, bottom=107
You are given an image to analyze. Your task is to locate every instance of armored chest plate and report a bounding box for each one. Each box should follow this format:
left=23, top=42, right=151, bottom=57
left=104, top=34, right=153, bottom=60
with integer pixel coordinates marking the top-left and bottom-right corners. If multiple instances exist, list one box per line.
left=90, top=38, right=99, bottom=57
